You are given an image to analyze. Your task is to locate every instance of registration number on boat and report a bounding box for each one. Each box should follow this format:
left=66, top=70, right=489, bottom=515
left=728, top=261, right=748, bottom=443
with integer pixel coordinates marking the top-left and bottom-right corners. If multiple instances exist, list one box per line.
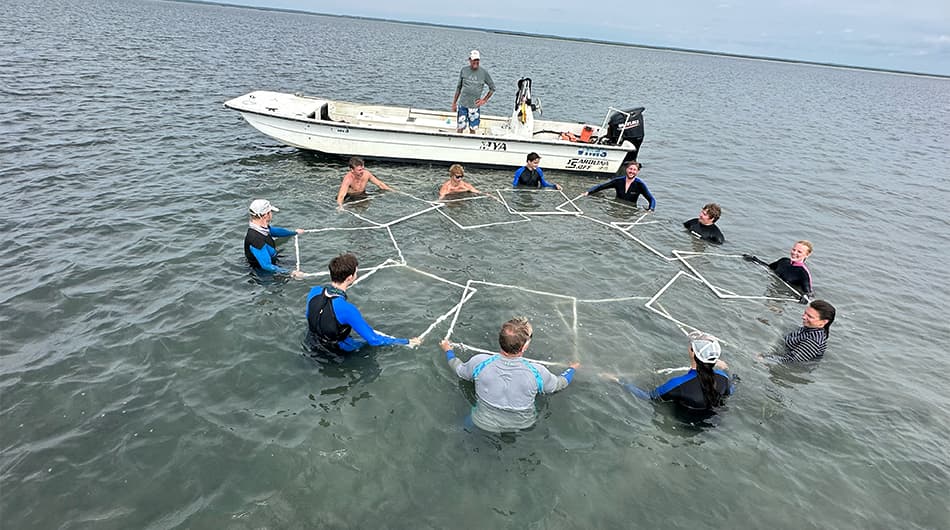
left=479, top=140, right=507, bottom=151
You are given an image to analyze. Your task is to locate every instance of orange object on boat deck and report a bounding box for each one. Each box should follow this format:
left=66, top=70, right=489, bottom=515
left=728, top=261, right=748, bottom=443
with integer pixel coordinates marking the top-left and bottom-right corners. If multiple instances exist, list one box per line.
left=580, top=126, right=593, bottom=142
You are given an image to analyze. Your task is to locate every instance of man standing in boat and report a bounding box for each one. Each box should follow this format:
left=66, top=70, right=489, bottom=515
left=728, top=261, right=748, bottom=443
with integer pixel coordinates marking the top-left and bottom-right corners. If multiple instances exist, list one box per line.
left=335, top=157, right=395, bottom=207
left=451, top=50, right=495, bottom=134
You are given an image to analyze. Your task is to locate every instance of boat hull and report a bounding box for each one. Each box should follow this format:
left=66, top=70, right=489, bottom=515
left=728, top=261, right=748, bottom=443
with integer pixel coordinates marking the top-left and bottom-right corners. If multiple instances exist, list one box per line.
left=225, top=91, right=637, bottom=174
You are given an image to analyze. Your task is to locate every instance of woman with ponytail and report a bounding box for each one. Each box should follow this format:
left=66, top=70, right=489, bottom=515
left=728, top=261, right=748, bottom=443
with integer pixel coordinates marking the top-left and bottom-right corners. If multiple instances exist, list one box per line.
left=616, top=331, right=733, bottom=411
left=762, top=299, right=836, bottom=363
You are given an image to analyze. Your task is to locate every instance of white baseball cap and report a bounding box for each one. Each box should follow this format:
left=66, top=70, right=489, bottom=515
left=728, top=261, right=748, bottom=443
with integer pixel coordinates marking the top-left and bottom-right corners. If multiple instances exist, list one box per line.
left=249, top=199, right=279, bottom=216
left=688, top=331, right=722, bottom=364
left=469, top=49, right=480, bottom=60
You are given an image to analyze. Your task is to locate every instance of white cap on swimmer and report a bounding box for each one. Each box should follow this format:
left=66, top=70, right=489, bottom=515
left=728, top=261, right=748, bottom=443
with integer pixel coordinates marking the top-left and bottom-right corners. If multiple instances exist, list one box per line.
left=688, top=330, right=722, bottom=364
left=249, top=199, right=279, bottom=216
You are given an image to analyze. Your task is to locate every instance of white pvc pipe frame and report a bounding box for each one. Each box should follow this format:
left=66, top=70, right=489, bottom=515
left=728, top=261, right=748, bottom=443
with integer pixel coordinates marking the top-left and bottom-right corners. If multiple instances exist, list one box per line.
left=291, top=188, right=801, bottom=367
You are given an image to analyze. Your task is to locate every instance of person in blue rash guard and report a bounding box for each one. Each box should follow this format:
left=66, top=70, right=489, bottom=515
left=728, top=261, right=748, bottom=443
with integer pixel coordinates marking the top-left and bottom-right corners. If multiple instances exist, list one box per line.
left=616, top=331, right=732, bottom=411
left=305, top=253, right=421, bottom=354
left=582, top=161, right=655, bottom=211
left=440, top=317, right=580, bottom=432
left=512, top=152, right=561, bottom=190
left=244, top=199, right=304, bottom=278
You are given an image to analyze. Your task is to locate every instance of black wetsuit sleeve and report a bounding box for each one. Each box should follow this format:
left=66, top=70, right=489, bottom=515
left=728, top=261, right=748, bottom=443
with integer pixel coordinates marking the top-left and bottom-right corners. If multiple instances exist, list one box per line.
left=586, top=179, right=615, bottom=195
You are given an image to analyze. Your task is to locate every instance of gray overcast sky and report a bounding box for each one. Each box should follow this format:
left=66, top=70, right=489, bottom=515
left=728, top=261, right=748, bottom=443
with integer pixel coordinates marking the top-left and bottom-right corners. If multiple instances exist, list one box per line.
left=208, top=0, right=949, bottom=75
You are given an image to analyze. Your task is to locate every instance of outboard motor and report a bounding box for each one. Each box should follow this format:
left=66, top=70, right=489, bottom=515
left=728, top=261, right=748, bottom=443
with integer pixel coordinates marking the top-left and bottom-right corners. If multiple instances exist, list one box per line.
left=603, top=107, right=645, bottom=157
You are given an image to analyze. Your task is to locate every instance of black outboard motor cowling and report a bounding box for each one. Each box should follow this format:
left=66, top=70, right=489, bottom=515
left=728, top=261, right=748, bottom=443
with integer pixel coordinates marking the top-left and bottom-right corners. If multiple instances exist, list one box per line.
left=605, top=107, right=645, bottom=153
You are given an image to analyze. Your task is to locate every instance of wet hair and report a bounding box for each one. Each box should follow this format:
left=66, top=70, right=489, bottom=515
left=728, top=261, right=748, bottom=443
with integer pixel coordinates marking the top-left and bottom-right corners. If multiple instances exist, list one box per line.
left=809, top=299, right=836, bottom=337
left=498, top=317, right=531, bottom=354
left=796, top=240, right=814, bottom=255
left=703, top=203, right=721, bottom=222
left=449, top=163, right=464, bottom=177
left=328, top=253, right=358, bottom=283
left=693, top=356, right=725, bottom=409
left=526, top=152, right=541, bottom=163
left=626, top=161, right=642, bottom=171
left=348, top=156, right=365, bottom=169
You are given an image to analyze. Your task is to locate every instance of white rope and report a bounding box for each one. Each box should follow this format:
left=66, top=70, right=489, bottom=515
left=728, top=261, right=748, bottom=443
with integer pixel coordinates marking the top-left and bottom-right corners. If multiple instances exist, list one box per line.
left=443, top=283, right=478, bottom=339
left=381, top=203, right=444, bottom=228
left=341, top=196, right=374, bottom=206
left=386, top=226, right=406, bottom=265
left=350, top=259, right=402, bottom=287
left=418, top=288, right=477, bottom=341
left=519, top=211, right=581, bottom=217
left=402, top=265, right=470, bottom=289
left=469, top=279, right=578, bottom=301
left=294, top=235, right=300, bottom=272
left=495, top=188, right=583, bottom=216
left=303, top=226, right=379, bottom=234
left=432, top=195, right=489, bottom=204
left=287, top=185, right=806, bottom=370
left=670, top=250, right=799, bottom=302
left=577, top=295, right=651, bottom=303
left=345, top=210, right=384, bottom=227
left=579, top=214, right=677, bottom=261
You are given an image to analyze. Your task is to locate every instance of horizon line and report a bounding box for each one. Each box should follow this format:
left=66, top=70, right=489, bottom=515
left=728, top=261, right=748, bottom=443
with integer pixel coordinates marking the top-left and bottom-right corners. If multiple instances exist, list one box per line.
left=170, top=0, right=950, bottom=79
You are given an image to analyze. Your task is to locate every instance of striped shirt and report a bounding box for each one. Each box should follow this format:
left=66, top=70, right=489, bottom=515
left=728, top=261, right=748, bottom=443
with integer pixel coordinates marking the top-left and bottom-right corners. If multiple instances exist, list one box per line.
left=780, top=326, right=827, bottom=363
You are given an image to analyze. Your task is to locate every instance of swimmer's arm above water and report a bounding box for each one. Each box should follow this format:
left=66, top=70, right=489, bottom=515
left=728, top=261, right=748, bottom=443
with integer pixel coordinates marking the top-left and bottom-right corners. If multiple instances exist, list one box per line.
left=336, top=300, right=410, bottom=347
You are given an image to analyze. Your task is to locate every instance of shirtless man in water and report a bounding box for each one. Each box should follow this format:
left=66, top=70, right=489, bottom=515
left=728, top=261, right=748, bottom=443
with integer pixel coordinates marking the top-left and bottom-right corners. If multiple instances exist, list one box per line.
left=336, top=157, right=394, bottom=207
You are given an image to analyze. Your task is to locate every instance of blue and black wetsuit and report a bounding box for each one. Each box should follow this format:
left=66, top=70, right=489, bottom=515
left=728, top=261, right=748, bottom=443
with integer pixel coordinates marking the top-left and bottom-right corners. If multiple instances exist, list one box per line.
left=305, top=285, right=409, bottom=353
left=244, top=223, right=296, bottom=273
left=306, top=286, right=353, bottom=353
left=512, top=166, right=558, bottom=189
left=587, top=176, right=656, bottom=209
left=683, top=218, right=724, bottom=244
left=623, top=369, right=732, bottom=410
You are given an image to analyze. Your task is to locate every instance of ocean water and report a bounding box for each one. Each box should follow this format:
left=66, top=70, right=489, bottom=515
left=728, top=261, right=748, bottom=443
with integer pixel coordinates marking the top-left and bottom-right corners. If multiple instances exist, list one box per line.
left=2, top=0, right=950, bottom=528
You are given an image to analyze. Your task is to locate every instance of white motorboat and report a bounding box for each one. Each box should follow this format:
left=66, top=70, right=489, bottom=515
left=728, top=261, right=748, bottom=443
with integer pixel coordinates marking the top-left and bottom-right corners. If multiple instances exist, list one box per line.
left=224, top=79, right=645, bottom=174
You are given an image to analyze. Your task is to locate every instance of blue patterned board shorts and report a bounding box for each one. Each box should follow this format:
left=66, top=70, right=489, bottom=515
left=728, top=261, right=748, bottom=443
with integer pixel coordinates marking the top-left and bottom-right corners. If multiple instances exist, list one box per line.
left=457, top=105, right=481, bottom=130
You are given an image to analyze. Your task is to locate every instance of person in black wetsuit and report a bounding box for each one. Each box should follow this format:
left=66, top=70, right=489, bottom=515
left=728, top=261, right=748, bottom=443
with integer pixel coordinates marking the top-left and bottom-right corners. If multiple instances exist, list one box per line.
left=243, top=199, right=304, bottom=278
left=614, top=331, right=733, bottom=411
left=512, top=152, right=561, bottom=190
left=583, top=161, right=655, bottom=211
left=683, top=203, right=724, bottom=244
left=744, top=240, right=814, bottom=301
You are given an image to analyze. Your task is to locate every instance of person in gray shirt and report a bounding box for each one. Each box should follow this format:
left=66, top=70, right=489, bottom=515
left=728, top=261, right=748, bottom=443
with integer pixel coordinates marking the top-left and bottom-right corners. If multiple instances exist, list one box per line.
left=440, top=317, right=579, bottom=432
left=451, top=49, right=495, bottom=134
